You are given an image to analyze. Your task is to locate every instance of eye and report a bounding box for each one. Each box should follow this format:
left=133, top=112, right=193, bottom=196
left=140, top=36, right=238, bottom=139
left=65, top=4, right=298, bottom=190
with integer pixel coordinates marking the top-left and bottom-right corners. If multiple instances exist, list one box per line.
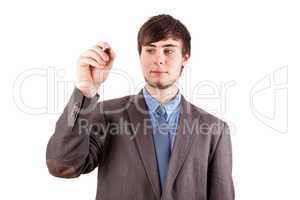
left=164, top=49, right=175, bottom=55
left=145, top=49, right=155, bottom=54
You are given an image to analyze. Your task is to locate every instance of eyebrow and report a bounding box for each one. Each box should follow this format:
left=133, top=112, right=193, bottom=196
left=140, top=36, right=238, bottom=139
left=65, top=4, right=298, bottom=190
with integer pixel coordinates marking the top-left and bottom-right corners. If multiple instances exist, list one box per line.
left=145, top=44, right=179, bottom=48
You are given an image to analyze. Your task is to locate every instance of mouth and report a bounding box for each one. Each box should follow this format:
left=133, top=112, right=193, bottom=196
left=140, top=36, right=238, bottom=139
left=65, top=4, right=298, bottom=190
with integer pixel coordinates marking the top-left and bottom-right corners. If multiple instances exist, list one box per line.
left=151, top=70, right=168, bottom=74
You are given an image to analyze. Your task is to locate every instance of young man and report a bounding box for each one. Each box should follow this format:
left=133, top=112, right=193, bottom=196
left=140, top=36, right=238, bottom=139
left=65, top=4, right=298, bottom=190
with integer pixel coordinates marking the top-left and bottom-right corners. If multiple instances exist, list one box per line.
left=46, top=14, right=234, bottom=200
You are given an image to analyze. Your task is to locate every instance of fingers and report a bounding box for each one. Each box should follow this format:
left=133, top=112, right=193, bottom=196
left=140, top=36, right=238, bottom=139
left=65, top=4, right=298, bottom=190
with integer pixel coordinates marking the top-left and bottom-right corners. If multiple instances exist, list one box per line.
left=81, top=49, right=106, bottom=65
left=96, top=41, right=116, bottom=60
left=91, top=46, right=110, bottom=62
left=79, top=41, right=115, bottom=70
left=96, top=41, right=110, bottom=50
left=107, top=47, right=116, bottom=60
left=78, top=57, right=104, bottom=69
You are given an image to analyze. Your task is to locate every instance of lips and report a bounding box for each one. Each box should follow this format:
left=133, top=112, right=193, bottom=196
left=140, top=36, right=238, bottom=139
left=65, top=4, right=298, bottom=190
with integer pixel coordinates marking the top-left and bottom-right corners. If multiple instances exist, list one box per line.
left=151, top=70, right=167, bottom=74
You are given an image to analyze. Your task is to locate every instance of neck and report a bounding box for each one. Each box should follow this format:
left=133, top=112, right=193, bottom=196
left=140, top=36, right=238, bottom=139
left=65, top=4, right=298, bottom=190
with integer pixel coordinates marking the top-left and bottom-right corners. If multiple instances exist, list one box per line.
left=145, top=84, right=179, bottom=104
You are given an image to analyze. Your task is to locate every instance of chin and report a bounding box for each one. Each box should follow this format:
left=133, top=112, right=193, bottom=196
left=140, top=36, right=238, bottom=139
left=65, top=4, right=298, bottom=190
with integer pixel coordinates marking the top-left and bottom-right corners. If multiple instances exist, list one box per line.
left=146, top=79, right=174, bottom=90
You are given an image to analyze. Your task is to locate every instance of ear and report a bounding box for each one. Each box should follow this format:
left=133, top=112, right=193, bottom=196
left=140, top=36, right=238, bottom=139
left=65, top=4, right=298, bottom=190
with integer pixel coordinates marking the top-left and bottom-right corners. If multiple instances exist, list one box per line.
left=182, top=53, right=190, bottom=67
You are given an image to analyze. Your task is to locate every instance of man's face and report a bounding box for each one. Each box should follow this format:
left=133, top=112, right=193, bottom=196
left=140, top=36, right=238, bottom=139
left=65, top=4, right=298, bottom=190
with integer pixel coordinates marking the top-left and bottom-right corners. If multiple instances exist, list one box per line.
left=139, top=38, right=189, bottom=90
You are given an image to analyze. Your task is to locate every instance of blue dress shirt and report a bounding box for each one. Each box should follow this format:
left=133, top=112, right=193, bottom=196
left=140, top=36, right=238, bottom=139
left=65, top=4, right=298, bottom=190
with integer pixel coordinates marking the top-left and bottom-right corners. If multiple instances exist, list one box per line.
left=142, top=87, right=182, bottom=151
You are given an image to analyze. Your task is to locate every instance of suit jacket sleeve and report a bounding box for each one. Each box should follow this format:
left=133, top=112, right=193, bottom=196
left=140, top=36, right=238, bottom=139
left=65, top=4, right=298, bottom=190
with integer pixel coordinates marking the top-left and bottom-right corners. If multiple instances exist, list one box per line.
left=207, top=122, right=235, bottom=200
left=46, top=87, right=108, bottom=178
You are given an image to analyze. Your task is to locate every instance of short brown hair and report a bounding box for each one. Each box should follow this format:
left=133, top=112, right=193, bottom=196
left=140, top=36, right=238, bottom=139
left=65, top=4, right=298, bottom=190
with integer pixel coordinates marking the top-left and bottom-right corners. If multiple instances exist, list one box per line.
left=137, top=14, right=191, bottom=56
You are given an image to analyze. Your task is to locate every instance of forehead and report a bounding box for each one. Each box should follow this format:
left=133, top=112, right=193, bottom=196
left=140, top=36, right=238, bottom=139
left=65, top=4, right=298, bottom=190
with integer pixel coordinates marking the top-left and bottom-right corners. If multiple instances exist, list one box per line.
left=144, top=38, right=182, bottom=48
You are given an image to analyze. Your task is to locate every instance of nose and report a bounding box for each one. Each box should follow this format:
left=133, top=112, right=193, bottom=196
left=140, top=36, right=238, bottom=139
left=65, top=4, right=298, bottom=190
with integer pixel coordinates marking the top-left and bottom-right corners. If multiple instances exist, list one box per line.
left=154, top=50, right=165, bottom=66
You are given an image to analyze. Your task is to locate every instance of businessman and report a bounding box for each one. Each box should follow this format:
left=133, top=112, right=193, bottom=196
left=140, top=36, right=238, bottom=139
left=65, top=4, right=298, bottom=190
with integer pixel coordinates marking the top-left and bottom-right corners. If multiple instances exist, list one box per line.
left=46, top=14, right=234, bottom=200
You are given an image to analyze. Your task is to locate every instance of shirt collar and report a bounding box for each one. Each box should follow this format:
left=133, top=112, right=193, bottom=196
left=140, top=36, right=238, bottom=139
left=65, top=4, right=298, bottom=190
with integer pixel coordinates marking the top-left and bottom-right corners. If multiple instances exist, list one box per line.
left=142, top=87, right=182, bottom=117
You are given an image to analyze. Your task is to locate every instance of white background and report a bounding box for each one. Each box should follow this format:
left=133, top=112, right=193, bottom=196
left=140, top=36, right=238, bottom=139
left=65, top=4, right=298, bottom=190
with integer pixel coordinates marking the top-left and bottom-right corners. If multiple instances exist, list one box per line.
left=0, top=0, right=299, bottom=199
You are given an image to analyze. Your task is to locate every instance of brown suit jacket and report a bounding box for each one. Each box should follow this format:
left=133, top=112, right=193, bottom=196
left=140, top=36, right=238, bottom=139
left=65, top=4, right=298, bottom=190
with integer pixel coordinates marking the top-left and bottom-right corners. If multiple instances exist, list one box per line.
left=46, top=87, right=234, bottom=200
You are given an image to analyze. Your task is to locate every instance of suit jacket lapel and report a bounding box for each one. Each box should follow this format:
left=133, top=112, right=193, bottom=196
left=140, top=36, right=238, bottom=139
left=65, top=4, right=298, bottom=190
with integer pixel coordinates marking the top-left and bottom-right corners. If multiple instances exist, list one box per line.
left=127, top=90, right=161, bottom=199
left=164, top=96, right=198, bottom=193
